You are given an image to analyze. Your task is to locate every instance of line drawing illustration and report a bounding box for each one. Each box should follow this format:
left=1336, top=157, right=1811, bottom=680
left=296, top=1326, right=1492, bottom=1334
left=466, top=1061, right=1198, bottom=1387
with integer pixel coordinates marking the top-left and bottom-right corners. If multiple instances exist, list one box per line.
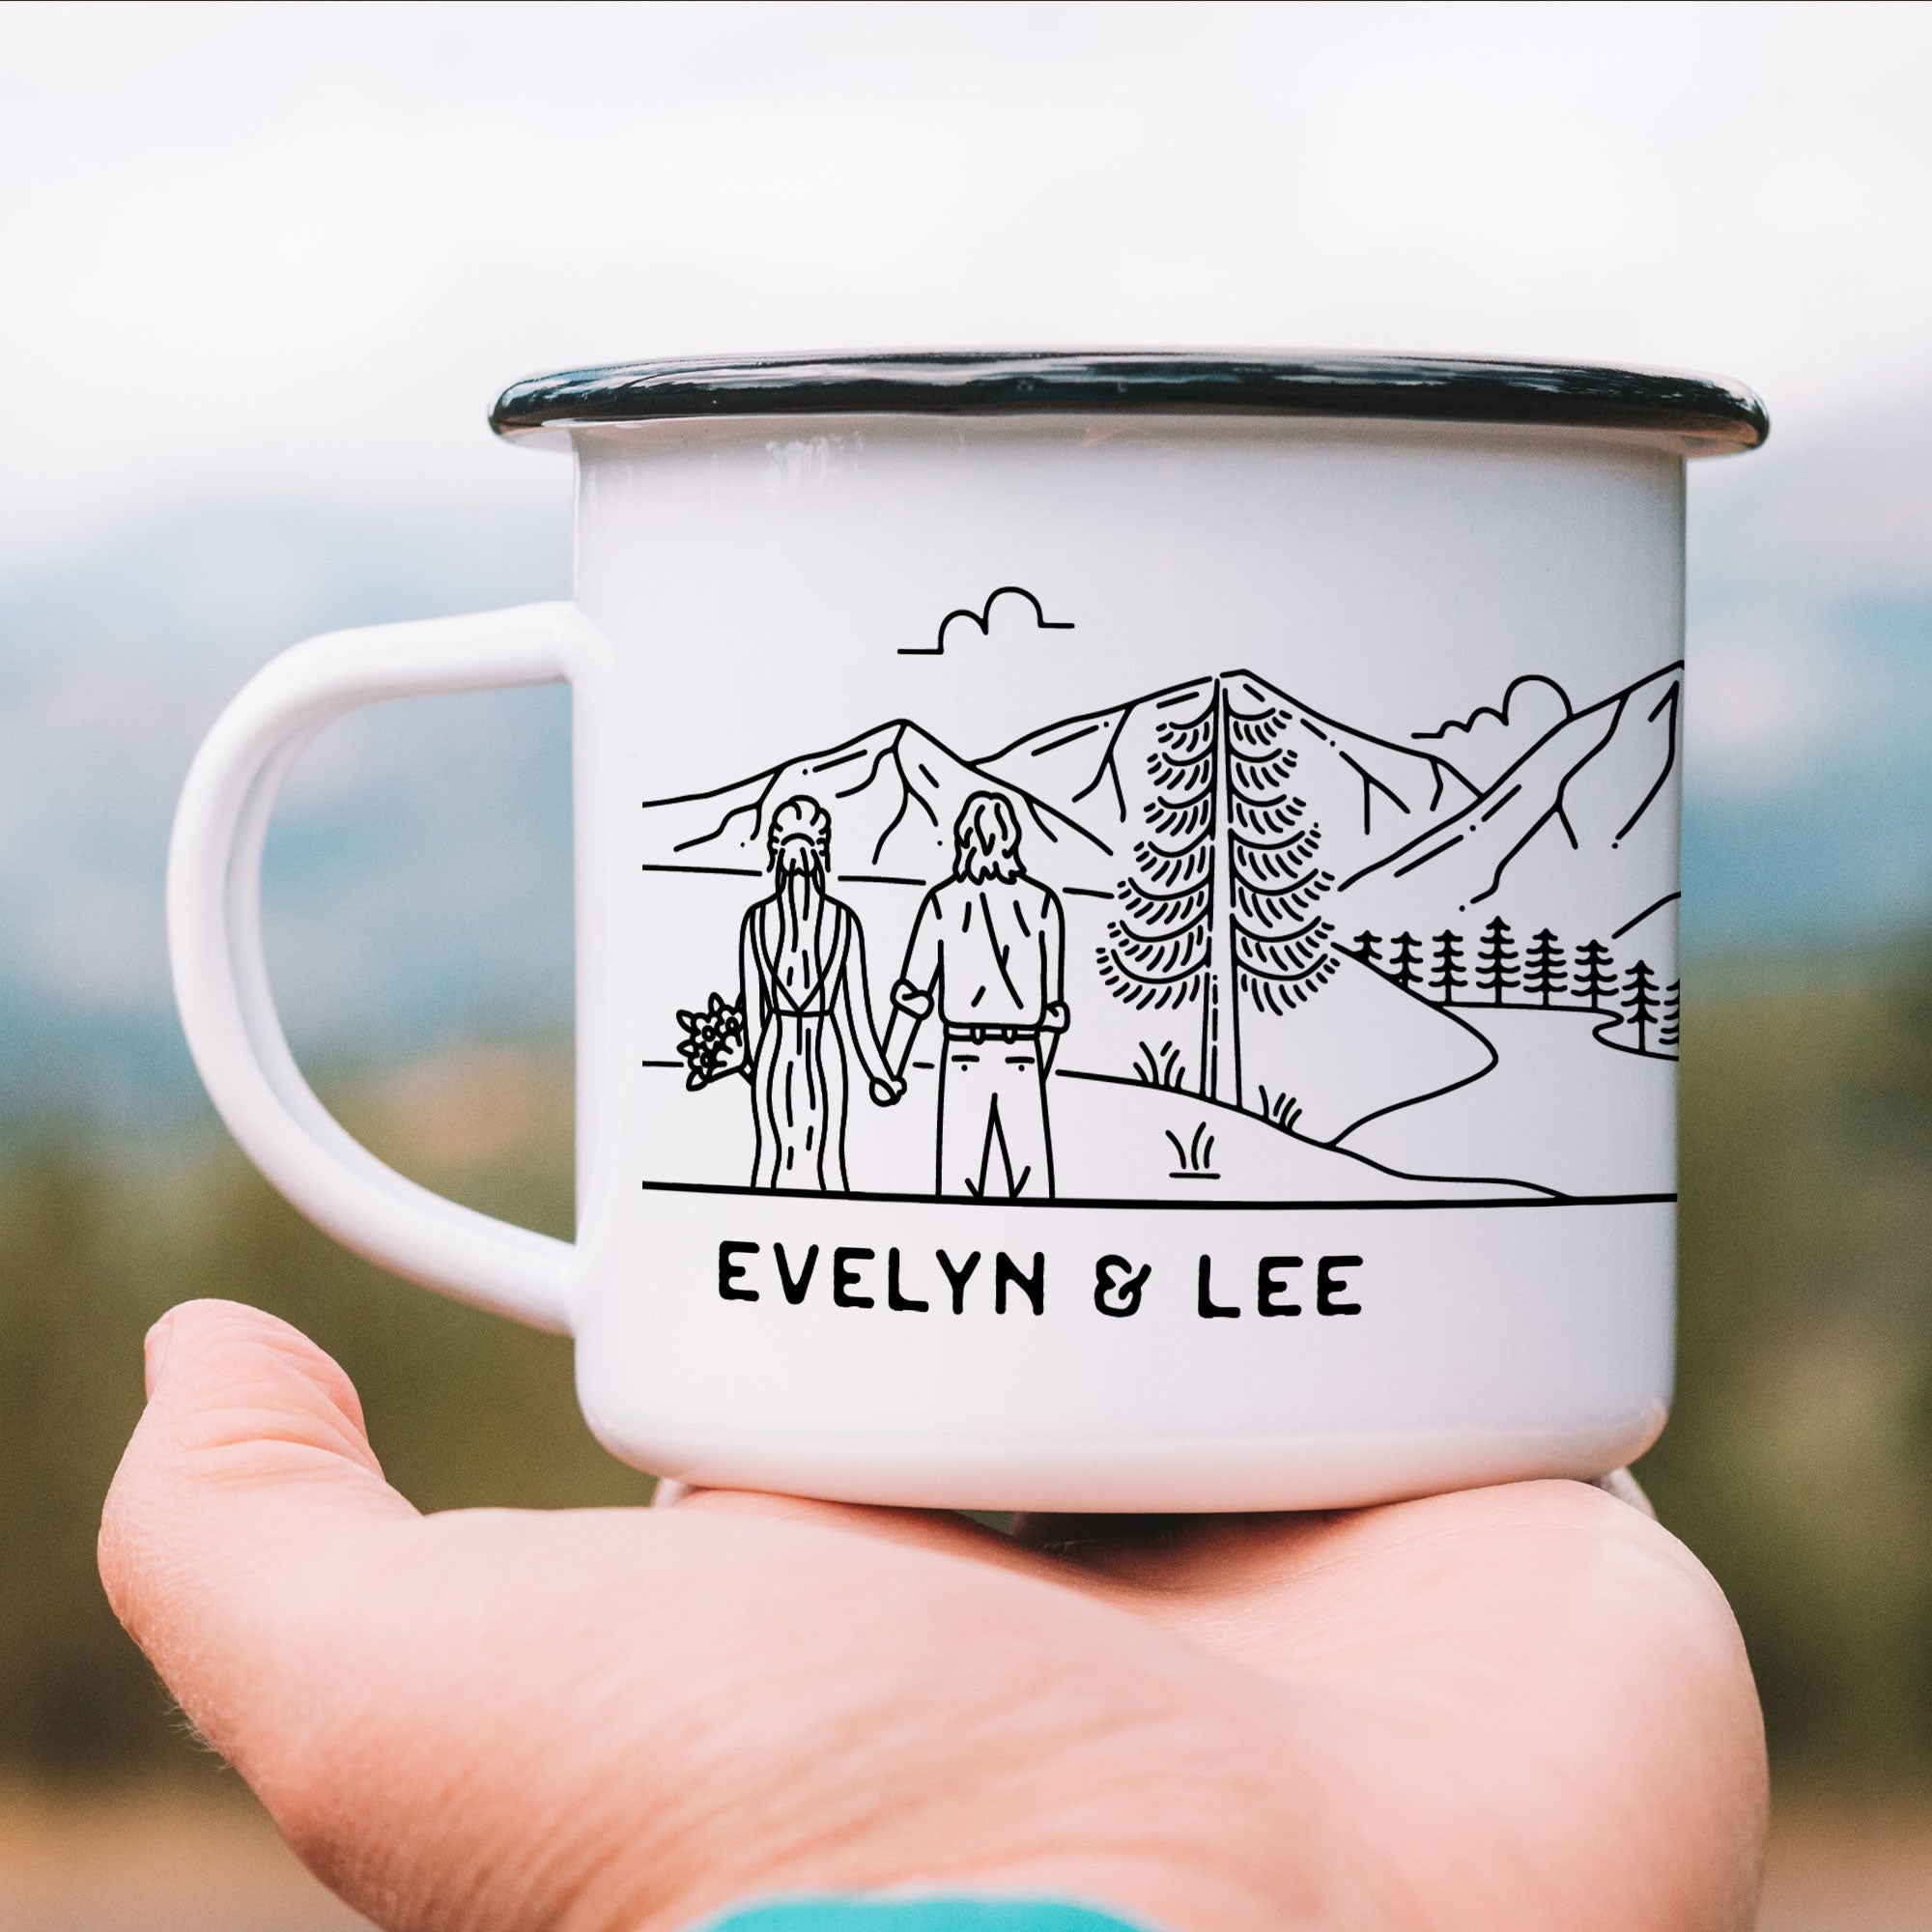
left=677, top=797, right=903, bottom=1191
left=899, top=584, right=1076, bottom=656
left=643, top=648, right=1685, bottom=1207
left=883, top=793, right=1068, bottom=1199
left=1408, top=673, right=1574, bottom=790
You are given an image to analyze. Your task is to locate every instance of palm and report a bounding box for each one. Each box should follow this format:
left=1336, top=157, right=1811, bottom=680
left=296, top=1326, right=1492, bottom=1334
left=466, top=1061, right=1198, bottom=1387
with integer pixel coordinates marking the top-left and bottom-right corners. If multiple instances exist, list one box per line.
left=100, top=1302, right=1764, bottom=1932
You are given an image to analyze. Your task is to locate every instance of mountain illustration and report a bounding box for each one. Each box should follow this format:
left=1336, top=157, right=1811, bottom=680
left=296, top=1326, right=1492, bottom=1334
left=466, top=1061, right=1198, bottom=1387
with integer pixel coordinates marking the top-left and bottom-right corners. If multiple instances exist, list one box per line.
left=1336, top=662, right=1684, bottom=942
left=640, top=719, right=1117, bottom=888
left=980, top=669, right=1477, bottom=882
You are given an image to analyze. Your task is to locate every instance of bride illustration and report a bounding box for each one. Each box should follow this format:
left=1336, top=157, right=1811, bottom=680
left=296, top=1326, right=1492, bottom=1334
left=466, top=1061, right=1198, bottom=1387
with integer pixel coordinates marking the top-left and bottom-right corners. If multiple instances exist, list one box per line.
left=739, top=796, right=901, bottom=1191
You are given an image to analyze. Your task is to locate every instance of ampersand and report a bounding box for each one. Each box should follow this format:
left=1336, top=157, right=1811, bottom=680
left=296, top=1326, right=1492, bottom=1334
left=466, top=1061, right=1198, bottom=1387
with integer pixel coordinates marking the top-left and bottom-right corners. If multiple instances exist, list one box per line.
left=1094, top=1254, right=1151, bottom=1318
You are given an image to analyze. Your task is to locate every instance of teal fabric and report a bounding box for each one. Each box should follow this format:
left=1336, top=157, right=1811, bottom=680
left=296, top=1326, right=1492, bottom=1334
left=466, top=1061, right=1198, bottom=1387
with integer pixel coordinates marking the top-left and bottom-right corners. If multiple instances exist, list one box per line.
left=701, top=1903, right=1151, bottom=1932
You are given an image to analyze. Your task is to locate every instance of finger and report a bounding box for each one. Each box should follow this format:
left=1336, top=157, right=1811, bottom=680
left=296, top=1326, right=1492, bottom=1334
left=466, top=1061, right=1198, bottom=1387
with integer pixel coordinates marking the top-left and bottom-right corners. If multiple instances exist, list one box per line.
left=1029, top=1484, right=1763, bottom=1930
left=98, top=1298, right=417, bottom=1769
left=1299, top=1483, right=1766, bottom=1932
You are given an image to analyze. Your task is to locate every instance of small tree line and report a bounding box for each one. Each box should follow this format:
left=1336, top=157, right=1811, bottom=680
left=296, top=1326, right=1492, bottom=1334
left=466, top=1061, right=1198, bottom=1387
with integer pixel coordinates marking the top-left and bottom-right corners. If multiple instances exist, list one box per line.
left=1346, top=918, right=1678, bottom=1056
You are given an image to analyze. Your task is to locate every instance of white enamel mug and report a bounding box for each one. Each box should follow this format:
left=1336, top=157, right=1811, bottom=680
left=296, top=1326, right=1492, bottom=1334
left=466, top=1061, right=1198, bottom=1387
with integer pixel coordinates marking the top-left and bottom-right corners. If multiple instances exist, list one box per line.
left=169, top=352, right=1767, bottom=1513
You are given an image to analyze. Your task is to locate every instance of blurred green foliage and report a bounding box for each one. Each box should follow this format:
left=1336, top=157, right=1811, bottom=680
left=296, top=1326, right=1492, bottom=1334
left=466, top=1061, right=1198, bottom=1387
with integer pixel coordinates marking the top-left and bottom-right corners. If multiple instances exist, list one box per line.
left=1648, top=949, right=1932, bottom=1779
left=0, top=1043, right=646, bottom=1787
left=0, top=962, right=1927, bottom=1788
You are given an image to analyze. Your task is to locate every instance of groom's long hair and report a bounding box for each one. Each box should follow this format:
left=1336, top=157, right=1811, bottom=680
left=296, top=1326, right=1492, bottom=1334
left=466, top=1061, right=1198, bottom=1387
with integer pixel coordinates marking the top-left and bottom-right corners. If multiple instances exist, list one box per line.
left=954, top=792, right=1023, bottom=884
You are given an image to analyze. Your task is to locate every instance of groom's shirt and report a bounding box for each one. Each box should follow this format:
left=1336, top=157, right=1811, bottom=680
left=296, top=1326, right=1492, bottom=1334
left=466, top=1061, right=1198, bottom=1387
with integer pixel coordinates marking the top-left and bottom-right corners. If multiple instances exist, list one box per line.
left=893, top=875, right=1066, bottom=1033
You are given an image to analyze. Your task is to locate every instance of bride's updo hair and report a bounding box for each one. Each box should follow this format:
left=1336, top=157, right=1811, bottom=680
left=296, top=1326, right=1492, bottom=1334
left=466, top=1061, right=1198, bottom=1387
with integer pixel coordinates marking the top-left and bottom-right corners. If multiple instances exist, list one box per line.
left=767, top=795, right=832, bottom=884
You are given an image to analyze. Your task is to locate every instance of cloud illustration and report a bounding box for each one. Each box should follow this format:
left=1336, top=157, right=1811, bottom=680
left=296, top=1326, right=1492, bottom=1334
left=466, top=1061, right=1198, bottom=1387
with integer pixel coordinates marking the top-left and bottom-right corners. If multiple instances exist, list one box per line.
left=901, top=584, right=1074, bottom=656
left=1410, top=672, right=1571, bottom=790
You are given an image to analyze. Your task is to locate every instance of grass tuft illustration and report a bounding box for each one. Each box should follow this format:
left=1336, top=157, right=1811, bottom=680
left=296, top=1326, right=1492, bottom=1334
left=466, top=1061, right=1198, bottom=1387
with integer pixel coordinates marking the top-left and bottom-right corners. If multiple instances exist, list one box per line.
left=1131, top=1039, right=1189, bottom=1090
left=1256, top=1086, right=1305, bottom=1132
left=1163, top=1121, right=1219, bottom=1177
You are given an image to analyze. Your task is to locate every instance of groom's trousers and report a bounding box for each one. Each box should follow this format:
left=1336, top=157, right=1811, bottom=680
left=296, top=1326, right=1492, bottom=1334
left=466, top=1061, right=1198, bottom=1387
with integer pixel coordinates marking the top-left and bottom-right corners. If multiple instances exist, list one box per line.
left=935, top=1028, right=1055, bottom=1200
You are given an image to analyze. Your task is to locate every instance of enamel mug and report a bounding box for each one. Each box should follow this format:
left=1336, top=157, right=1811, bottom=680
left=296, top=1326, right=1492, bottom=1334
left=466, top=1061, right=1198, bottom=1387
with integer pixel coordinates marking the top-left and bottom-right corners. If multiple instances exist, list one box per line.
left=169, top=352, right=1768, bottom=1512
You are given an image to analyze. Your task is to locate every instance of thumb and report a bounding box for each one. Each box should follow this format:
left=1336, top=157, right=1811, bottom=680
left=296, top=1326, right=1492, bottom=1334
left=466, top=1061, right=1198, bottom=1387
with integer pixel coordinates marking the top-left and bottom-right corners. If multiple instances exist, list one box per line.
left=99, top=1298, right=416, bottom=1766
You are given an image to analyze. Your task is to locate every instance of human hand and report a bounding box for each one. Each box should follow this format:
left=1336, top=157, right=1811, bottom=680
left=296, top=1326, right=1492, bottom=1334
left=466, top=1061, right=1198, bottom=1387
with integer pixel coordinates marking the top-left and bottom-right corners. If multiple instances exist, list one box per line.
left=868, top=1075, right=903, bottom=1107
left=100, top=1300, right=1766, bottom=1932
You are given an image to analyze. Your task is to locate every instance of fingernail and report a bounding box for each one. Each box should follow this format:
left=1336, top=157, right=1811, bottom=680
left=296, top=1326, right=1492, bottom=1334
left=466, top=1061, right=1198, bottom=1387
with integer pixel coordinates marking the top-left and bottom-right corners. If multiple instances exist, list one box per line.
left=144, top=1313, right=178, bottom=1400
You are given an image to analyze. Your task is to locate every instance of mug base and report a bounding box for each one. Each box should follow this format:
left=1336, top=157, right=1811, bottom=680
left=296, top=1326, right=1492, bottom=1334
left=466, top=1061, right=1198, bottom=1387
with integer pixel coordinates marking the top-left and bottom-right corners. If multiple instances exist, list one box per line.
left=597, top=1408, right=1667, bottom=1516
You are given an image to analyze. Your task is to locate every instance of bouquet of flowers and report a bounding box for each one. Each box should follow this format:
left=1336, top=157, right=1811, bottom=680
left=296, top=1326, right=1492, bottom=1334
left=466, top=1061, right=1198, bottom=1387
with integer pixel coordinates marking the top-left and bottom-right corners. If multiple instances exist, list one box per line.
left=674, top=991, right=749, bottom=1090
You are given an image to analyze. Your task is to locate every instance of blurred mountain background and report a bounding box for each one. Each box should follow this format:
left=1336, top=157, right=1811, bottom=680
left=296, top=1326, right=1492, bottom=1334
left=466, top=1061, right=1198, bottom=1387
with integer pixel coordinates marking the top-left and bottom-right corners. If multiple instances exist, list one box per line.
left=2, top=4, right=1930, bottom=1926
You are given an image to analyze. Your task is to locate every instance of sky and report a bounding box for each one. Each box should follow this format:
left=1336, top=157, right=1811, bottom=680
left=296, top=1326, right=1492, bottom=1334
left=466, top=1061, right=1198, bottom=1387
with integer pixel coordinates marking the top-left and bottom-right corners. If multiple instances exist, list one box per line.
left=4, top=0, right=1932, bottom=549
left=1, top=0, right=1929, bottom=1115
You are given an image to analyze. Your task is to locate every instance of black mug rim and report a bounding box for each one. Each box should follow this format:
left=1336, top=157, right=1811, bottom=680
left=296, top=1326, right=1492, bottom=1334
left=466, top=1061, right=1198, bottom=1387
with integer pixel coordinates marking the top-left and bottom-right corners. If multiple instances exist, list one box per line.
left=490, top=349, right=1768, bottom=454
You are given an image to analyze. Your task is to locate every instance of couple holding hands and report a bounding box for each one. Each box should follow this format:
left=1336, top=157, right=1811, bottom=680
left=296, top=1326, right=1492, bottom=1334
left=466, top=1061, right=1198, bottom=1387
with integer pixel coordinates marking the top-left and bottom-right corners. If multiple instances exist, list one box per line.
left=740, top=790, right=1069, bottom=1201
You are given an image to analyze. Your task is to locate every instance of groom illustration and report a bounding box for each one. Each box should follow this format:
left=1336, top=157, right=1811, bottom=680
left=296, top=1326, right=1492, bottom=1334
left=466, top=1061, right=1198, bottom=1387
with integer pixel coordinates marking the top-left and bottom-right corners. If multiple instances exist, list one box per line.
left=885, top=792, right=1068, bottom=1199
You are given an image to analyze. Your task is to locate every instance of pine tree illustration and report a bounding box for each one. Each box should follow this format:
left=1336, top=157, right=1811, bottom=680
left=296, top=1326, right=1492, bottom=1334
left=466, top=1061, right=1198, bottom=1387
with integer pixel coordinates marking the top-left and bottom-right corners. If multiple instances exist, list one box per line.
left=1474, top=916, right=1519, bottom=1005
left=1097, top=675, right=1335, bottom=1108
left=1661, top=979, right=1681, bottom=1052
left=1097, top=694, right=1217, bottom=1092
left=1522, top=927, right=1566, bottom=1008
left=1621, top=957, right=1661, bottom=1055
left=1573, top=938, right=1616, bottom=1012
left=1429, top=929, right=1467, bottom=1005
left=1388, top=930, right=1422, bottom=992
left=1226, top=684, right=1339, bottom=1098
left=1349, top=930, right=1382, bottom=967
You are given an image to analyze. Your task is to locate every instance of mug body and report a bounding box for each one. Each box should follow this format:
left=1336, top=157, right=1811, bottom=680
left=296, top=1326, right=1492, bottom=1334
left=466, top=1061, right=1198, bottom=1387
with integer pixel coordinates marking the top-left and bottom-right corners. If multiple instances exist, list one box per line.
left=549, top=380, right=1718, bottom=1511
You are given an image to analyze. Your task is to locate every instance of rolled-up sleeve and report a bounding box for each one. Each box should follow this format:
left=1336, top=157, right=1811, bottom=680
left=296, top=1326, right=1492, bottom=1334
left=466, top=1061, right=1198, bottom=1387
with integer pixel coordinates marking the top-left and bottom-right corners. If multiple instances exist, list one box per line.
left=892, top=890, right=944, bottom=1018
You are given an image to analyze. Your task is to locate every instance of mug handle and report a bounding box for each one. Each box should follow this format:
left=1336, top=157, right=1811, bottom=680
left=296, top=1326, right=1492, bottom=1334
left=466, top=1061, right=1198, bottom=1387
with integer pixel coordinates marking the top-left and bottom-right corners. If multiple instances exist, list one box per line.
left=167, top=601, right=586, bottom=1333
